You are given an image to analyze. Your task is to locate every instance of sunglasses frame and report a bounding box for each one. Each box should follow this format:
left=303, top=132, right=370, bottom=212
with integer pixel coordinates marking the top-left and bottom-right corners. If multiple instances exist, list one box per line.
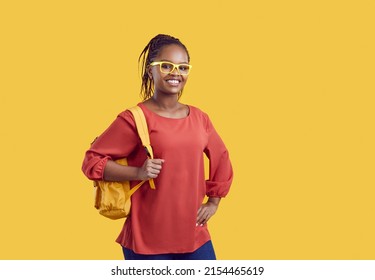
left=150, top=61, right=192, bottom=76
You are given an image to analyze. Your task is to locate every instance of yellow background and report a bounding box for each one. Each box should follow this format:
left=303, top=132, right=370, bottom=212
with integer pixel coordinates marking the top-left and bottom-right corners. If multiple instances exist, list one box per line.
left=1, top=0, right=374, bottom=259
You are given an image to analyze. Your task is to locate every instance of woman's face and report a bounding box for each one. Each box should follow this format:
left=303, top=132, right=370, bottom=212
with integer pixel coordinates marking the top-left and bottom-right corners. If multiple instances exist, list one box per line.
left=149, top=44, right=190, bottom=97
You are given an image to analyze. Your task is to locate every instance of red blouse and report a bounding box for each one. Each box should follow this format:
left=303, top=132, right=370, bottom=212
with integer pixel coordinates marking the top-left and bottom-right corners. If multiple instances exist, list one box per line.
left=82, top=103, right=233, bottom=254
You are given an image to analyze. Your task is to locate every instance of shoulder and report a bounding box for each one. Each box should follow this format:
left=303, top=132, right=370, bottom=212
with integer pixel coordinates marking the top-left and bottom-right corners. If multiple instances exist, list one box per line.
left=118, top=109, right=134, bottom=119
left=188, top=105, right=213, bottom=130
left=188, top=105, right=209, bottom=118
left=116, top=108, right=137, bottom=128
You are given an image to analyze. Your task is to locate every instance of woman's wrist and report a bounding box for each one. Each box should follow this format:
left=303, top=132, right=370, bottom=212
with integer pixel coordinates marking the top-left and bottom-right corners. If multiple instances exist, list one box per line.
left=207, top=197, right=221, bottom=206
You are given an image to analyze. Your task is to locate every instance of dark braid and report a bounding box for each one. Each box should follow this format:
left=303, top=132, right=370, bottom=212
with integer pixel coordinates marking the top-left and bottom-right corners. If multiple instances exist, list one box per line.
left=138, top=34, right=190, bottom=100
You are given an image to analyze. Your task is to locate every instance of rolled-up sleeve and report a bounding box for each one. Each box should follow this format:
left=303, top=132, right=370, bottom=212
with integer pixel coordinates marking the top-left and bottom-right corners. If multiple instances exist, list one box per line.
left=204, top=115, right=233, bottom=197
left=82, top=111, right=139, bottom=180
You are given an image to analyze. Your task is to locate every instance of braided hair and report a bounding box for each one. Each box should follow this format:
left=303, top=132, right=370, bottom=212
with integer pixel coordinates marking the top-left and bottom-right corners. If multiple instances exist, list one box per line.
left=138, top=34, right=190, bottom=101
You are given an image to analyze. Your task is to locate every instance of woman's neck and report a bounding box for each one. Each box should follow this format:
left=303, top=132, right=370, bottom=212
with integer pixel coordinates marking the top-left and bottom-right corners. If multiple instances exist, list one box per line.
left=150, top=93, right=179, bottom=110
left=144, top=93, right=189, bottom=119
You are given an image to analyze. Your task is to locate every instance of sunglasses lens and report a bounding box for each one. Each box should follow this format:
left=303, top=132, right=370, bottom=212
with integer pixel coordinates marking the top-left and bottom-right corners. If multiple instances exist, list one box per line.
left=160, top=62, right=174, bottom=73
left=178, top=64, right=191, bottom=75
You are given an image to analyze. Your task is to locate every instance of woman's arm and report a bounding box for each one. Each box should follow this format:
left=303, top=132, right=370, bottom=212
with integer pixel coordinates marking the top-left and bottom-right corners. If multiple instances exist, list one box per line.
left=83, top=111, right=162, bottom=181
left=196, top=113, right=233, bottom=226
left=104, top=158, right=164, bottom=181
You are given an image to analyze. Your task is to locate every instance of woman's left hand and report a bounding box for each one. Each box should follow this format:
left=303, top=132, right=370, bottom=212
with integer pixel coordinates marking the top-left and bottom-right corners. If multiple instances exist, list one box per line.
left=196, top=197, right=221, bottom=226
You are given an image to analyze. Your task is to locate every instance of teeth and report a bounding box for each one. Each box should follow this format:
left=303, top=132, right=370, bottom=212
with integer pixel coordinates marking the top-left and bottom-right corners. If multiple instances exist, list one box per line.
left=167, top=80, right=180, bottom=84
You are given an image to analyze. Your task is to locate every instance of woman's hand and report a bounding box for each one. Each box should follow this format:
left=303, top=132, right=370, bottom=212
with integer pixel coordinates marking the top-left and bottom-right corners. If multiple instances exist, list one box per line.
left=137, top=158, right=165, bottom=180
left=196, top=197, right=221, bottom=226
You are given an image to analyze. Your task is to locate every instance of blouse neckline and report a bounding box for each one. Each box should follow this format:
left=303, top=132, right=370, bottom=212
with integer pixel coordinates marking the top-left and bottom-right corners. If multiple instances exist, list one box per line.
left=138, top=103, right=191, bottom=120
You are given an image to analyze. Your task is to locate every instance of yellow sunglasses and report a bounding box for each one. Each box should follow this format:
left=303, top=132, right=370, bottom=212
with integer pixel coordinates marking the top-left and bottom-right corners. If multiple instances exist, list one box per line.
left=150, top=61, right=192, bottom=75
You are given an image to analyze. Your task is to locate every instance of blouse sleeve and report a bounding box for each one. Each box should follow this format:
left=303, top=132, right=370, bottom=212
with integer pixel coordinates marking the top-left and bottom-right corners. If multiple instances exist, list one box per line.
left=81, top=110, right=140, bottom=180
left=203, top=114, right=234, bottom=197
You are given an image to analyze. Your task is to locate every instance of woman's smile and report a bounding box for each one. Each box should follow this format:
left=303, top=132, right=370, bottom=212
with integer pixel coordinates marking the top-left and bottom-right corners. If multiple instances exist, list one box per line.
left=165, top=78, right=181, bottom=86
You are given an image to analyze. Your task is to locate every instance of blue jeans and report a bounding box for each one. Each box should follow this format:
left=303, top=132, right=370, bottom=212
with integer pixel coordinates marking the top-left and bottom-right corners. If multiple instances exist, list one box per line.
left=122, top=240, right=216, bottom=260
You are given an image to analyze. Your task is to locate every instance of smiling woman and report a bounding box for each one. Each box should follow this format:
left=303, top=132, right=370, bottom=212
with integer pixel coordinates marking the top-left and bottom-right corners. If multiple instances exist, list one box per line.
left=82, top=34, right=233, bottom=260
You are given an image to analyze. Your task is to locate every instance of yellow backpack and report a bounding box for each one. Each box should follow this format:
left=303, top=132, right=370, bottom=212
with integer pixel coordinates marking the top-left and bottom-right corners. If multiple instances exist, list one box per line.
left=93, top=106, right=155, bottom=220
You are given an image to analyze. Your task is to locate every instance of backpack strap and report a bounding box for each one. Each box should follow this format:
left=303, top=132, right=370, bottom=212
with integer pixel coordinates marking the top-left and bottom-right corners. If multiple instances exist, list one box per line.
left=128, top=106, right=156, bottom=190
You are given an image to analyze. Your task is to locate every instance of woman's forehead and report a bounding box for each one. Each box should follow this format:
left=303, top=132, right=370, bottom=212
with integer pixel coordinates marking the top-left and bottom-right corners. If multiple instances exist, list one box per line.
left=156, top=44, right=189, bottom=63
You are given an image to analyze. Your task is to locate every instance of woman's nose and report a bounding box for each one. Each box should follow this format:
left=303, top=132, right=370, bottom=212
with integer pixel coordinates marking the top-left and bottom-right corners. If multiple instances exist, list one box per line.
left=170, top=67, right=180, bottom=75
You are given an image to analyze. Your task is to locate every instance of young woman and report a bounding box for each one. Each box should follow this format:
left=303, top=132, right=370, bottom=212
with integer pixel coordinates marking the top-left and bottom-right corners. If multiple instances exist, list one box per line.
left=82, top=34, right=233, bottom=260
